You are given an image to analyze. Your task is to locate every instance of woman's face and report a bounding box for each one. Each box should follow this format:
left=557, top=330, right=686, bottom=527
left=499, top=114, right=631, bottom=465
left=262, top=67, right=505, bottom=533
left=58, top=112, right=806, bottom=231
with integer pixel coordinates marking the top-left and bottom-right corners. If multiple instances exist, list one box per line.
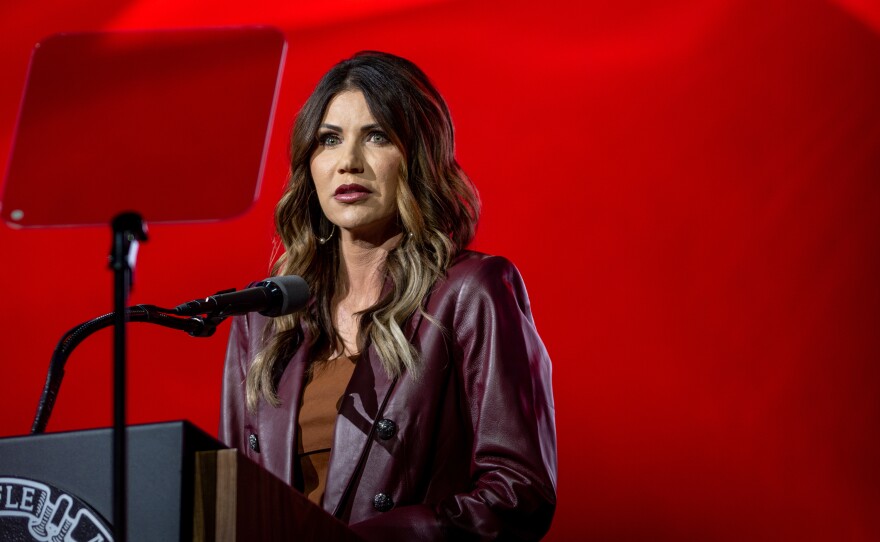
left=310, top=90, right=404, bottom=242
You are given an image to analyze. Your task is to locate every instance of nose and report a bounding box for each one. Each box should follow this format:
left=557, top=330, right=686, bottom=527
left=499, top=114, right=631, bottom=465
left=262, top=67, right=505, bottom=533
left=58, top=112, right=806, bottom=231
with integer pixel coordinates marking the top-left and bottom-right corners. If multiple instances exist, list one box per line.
left=338, top=142, right=364, bottom=175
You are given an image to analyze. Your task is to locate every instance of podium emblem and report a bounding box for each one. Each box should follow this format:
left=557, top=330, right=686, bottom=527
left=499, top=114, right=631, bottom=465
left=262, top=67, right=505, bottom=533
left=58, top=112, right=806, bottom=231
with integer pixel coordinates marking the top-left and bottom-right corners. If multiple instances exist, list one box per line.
left=0, top=476, right=113, bottom=542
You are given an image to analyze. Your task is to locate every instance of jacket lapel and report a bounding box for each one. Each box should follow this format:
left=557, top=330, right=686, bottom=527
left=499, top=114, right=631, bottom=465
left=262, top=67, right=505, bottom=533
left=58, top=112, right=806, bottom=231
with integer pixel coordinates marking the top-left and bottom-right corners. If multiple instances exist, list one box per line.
left=322, top=341, right=396, bottom=515
left=323, top=309, right=425, bottom=516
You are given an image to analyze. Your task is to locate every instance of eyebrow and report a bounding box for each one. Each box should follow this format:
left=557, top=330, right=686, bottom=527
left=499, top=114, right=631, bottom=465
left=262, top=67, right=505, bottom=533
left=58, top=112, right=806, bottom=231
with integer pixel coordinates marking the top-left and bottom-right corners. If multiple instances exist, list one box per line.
left=318, top=123, right=383, bottom=133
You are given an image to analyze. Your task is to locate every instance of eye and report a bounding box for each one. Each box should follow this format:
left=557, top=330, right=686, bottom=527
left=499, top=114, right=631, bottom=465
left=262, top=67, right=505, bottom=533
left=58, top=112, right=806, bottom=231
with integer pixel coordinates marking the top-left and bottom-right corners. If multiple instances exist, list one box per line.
left=317, top=132, right=341, bottom=146
left=366, top=131, right=390, bottom=145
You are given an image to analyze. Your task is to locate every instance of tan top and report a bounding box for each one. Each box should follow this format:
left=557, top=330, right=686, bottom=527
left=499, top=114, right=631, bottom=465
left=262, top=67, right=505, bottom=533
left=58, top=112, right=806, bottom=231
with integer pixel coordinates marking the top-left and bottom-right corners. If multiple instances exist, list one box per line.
left=295, top=356, right=357, bottom=505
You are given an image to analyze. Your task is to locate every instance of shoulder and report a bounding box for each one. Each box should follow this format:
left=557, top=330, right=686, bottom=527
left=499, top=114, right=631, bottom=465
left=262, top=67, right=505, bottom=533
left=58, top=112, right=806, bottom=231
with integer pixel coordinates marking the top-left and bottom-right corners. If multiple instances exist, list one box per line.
left=429, top=249, right=533, bottom=321
left=444, top=249, right=525, bottom=287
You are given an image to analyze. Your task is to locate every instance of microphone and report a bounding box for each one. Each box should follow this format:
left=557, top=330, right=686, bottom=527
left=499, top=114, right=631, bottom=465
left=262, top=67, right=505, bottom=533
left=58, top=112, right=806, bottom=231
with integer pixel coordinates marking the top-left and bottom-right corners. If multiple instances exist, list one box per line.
left=173, top=275, right=310, bottom=317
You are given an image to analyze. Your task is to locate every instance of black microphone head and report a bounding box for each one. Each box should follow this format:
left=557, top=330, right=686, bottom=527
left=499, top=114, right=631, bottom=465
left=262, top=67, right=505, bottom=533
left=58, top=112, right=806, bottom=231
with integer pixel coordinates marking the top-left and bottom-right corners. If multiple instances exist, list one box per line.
left=259, top=275, right=310, bottom=317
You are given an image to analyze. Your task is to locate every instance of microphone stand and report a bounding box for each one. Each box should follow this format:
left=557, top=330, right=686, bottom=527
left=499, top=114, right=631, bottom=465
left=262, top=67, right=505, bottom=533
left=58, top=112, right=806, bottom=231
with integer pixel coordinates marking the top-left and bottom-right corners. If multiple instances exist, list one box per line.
left=31, top=275, right=304, bottom=434
left=31, top=305, right=225, bottom=434
left=109, top=212, right=148, bottom=542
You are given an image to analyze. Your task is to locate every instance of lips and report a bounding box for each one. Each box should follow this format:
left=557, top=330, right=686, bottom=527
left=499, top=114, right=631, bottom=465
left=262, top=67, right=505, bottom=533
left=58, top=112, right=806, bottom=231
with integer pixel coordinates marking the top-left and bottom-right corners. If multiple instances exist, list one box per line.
left=334, top=183, right=372, bottom=203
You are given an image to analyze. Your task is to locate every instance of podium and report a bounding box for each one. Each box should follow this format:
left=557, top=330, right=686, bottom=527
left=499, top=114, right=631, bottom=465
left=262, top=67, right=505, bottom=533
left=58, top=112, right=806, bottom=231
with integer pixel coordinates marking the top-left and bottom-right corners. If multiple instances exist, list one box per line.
left=0, top=421, right=362, bottom=541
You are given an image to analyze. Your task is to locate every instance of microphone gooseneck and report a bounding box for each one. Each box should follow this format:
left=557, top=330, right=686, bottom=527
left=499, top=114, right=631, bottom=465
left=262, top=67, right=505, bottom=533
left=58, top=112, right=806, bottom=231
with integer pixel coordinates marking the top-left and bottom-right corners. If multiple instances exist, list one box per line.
left=32, top=275, right=310, bottom=434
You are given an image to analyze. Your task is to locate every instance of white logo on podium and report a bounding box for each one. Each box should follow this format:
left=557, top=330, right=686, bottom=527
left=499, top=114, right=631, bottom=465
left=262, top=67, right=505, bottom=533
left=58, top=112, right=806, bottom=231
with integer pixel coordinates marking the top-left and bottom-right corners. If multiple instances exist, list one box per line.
left=0, top=476, right=114, bottom=542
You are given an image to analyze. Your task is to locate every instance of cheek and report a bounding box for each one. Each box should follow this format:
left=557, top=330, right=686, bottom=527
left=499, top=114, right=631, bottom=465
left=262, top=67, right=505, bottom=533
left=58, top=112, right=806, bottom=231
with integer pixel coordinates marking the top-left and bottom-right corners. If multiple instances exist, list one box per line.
left=310, top=156, right=333, bottom=194
left=377, top=153, right=404, bottom=187
left=380, top=162, right=402, bottom=204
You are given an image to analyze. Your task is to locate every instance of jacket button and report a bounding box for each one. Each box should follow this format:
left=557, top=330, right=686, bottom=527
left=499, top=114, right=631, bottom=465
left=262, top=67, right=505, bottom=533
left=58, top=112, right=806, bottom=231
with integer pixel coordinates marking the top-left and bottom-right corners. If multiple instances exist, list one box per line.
left=248, top=434, right=260, bottom=453
left=376, top=418, right=397, bottom=440
left=373, top=493, right=394, bottom=512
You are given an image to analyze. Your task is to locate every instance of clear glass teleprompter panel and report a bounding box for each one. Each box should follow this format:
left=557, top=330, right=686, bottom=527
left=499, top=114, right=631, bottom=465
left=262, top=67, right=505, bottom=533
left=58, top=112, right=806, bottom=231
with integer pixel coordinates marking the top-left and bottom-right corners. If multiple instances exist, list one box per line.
left=1, top=27, right=286, bottom=228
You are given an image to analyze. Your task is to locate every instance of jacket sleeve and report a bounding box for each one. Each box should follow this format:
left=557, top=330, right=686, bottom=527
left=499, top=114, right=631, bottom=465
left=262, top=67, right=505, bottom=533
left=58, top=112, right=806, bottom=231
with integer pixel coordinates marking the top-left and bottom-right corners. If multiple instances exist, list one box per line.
left=218, top=313, right=252, bottom=452
left=351, top=256, right=558, bottom=541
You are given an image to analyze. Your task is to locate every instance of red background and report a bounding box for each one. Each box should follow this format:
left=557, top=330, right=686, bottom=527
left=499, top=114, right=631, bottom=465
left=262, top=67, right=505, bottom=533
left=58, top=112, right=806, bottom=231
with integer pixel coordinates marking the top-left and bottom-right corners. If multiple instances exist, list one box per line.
left=2, top=1, right=879, bottom=539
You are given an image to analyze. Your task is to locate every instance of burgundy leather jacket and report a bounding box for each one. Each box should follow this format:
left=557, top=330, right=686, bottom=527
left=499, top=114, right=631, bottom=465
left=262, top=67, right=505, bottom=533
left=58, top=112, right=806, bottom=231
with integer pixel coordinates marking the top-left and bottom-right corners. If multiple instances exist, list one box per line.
left=219, top=251, right=557, bottom=540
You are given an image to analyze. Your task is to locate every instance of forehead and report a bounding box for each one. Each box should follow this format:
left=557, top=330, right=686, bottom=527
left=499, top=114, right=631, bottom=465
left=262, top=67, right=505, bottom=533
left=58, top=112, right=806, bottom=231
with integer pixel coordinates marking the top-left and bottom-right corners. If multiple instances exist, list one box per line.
left=321, top=90, right=376, bottom=125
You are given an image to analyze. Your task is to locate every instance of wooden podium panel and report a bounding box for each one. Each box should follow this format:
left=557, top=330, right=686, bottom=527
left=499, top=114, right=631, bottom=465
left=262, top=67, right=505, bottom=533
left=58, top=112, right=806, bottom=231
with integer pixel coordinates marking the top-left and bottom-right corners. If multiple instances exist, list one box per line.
left=194, top=449, right=363, bottom=542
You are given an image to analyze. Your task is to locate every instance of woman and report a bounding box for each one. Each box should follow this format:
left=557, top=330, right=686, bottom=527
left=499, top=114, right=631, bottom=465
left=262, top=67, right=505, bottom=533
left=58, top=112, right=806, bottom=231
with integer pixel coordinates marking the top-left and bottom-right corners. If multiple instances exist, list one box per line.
left=220, top=51, right=557, bottom=541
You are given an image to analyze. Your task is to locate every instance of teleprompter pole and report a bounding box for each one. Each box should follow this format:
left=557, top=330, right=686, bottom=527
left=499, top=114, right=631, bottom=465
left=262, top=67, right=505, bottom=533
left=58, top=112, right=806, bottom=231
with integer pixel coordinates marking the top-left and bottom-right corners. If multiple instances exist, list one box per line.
left=109, top=212, right=148, bottom=542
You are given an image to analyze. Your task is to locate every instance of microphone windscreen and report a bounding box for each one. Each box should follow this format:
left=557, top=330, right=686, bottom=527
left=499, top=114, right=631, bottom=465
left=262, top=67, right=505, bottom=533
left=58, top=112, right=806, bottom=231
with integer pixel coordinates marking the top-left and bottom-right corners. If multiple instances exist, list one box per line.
left=265, top=275, right=310, bottom=316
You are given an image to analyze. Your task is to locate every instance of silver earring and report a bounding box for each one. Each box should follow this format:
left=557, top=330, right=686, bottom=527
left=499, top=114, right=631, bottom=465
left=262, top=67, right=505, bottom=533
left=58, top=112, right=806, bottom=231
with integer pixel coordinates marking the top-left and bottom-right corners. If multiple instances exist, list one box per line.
left=317, top=224, right=336, bottom=245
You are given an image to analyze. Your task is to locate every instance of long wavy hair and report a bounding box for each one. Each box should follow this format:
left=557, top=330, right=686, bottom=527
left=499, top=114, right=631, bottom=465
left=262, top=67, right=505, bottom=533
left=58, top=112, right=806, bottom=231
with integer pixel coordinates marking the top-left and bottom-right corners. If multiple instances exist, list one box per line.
left=246, top=51, right=480, bottom=410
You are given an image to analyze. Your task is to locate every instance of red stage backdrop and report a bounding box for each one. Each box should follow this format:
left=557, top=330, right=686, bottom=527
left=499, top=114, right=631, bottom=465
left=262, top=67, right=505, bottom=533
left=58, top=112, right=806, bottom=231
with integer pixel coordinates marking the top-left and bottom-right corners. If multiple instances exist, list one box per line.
left=1, top=1, right=879, bottom=540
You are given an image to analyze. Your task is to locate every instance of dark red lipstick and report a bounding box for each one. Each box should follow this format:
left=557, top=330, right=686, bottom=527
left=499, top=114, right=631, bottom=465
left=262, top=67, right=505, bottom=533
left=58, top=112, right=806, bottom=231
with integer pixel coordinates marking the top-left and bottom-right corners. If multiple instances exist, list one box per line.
left=334, top=183, right=371, bottom=203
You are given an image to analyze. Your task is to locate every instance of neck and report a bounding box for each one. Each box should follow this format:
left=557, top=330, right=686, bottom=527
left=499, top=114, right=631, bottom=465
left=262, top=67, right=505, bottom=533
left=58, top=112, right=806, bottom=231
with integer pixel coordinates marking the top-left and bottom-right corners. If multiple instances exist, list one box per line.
left=336, top=230, right=402, bottom=303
